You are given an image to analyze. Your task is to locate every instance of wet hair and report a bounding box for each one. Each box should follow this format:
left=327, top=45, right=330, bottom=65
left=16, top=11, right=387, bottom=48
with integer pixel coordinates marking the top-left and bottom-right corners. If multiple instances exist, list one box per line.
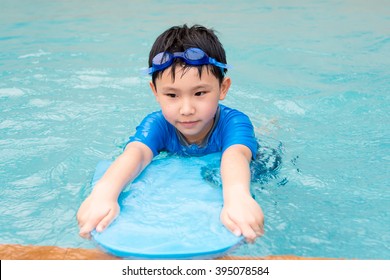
left=149, top=24, right=228, bottom=87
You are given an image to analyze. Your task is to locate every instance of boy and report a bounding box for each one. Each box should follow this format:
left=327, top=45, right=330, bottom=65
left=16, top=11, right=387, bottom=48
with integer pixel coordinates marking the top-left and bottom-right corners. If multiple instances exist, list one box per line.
left=77, top=24, right=264, bottom=243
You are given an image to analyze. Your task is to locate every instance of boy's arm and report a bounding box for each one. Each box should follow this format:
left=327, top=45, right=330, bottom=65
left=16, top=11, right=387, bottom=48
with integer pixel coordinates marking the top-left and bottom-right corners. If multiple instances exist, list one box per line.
left=220, top=144, right=264, bottom=242
left=77, top=141, right=153, bottom=238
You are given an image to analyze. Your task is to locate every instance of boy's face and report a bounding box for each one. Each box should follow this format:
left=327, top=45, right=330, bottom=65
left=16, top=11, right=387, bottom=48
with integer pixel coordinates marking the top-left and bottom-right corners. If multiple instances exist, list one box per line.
left=150, top=66, right=231, bottom=145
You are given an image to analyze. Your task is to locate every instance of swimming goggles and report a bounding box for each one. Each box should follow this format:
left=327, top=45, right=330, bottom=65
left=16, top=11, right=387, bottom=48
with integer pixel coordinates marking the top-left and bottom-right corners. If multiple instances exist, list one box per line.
left=148, top=47, right=230, bottom=75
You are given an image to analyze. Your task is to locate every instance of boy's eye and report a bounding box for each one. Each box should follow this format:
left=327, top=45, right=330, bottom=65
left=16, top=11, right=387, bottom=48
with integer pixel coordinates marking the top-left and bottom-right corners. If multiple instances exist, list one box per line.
left=194, top=91, right=206, bottom=96
left=165, top=93, right=177, bottom=98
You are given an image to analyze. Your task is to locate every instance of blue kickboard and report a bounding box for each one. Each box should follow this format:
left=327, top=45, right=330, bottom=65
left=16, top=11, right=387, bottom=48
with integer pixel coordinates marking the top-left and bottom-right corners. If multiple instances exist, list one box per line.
left=91, top=153, right=243, bottom=259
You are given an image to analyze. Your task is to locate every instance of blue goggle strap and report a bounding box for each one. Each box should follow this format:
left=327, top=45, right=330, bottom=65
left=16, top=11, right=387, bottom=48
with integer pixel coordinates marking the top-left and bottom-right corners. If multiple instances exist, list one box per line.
left=147, top=53, right=231, bottom=75
left=208, top=57, right=231, bottom=70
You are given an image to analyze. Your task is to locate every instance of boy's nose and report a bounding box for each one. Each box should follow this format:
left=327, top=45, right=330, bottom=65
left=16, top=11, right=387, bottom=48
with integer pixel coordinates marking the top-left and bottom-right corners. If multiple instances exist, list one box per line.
left=180, top=99, right=195, bottom=115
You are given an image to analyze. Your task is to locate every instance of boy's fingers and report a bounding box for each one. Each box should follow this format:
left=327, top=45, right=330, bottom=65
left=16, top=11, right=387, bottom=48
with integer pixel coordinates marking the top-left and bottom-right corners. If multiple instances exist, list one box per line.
left=248, top=218, right=264, bottom=236
left=247, top=223, right=264, bottom=242
left=79, top=231, right=91, bottom=239
left=248, top=215, right=264, bottom=238
left=254, top=223, right=265, bottom=236
left=79, top=222, right=95, bottom=239
left=78, top=212, right=105, bottom=238
left=96, top=209, right=117, bottom=232
left=239, top=224, right=257, bottom=243
left=76, top=208, right=87, bottom=226
left=221, top=212, right=242, bottom=237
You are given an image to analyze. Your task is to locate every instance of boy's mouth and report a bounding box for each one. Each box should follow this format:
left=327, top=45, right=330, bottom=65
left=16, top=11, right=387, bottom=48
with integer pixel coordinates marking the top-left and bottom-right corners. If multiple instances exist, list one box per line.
left=177, top=120, right=199, bottom=129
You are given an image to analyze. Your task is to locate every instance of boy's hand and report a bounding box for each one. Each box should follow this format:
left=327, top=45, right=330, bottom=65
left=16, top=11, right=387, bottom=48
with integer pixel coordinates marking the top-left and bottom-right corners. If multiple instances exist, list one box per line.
left=220, top=193, right=264, bottom=243
left=76, top=193, right=120, bottom=239
left=76, top=143, right=153, bottom=239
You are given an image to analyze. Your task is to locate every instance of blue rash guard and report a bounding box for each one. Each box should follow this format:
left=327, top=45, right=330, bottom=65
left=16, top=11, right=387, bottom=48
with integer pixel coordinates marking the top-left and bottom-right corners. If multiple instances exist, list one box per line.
left=127, top=104, right=258, bottom=159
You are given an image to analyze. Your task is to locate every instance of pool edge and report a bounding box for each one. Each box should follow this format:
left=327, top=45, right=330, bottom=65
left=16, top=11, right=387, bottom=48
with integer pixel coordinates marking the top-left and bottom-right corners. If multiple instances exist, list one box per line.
left=0, top=244, right=335, bottom=260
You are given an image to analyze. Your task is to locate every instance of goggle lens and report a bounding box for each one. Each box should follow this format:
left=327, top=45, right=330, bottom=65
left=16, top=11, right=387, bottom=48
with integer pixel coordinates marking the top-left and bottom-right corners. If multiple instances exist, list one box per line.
left=184, top=48, right=206, bottom=61
left=152, top=52, right=171, bottom=65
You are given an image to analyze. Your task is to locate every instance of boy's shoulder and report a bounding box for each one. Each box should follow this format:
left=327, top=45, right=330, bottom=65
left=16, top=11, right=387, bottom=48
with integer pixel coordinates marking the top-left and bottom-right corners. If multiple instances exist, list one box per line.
left=143, top=110, right=166, bottom=123
left=219, top=104, right=251, bottom=121
left=139, top=110, right=170, bottom=130
left=145, top=109, right=164, bottom=118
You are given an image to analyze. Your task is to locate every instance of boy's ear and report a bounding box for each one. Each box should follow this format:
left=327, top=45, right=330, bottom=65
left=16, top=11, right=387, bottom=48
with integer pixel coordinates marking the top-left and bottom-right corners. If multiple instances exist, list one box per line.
left=149, top=81, right=158, bottom=98
left=219, top=77, right=231, bottom=101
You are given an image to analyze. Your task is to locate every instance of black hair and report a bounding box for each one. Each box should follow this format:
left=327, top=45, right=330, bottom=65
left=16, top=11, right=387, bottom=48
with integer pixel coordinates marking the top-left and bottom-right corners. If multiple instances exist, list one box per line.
left=149, top=24, right=228, bottom=87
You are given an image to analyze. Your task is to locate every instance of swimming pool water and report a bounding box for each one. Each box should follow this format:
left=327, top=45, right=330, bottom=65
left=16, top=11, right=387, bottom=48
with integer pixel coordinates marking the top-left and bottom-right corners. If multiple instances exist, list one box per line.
left=1, top=0, right=389, bottom=259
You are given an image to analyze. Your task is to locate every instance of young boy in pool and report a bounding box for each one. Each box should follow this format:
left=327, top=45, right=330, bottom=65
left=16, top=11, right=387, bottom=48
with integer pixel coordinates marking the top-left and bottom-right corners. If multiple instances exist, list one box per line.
left=77, top=24, right=264, bottom=243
